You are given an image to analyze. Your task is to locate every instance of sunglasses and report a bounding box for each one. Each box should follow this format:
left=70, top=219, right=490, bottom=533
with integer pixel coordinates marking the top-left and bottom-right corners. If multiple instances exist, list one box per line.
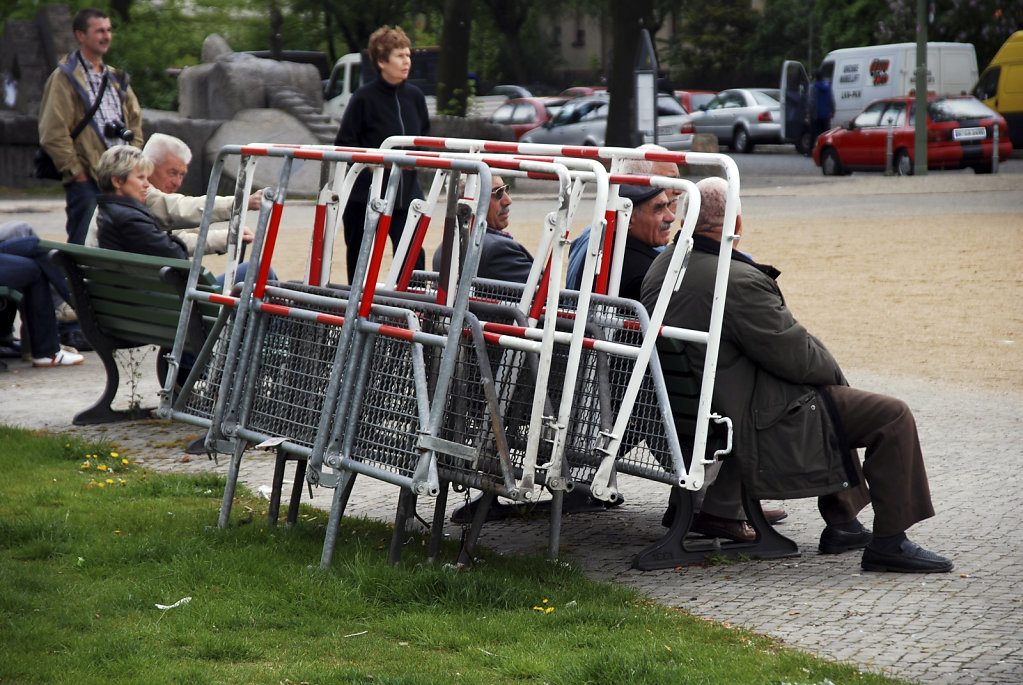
left=491, top=184, right=510, bottom=200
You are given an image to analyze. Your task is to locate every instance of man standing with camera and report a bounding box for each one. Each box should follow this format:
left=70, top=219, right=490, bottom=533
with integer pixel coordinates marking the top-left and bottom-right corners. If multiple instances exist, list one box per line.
left=38, top=8, right=143, bottom=245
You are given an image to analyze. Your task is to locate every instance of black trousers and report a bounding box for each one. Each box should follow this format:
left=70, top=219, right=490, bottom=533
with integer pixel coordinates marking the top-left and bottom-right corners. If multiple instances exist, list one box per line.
left=343, top=201, right=425, bottom=284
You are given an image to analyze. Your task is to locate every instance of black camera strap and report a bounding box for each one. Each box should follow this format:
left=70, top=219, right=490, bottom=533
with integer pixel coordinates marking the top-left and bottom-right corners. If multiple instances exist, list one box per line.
left=70, top=61, right=109, bottom=141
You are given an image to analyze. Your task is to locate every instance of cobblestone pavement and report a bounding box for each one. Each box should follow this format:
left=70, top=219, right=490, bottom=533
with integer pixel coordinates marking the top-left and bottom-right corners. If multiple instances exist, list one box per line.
left=2, top=354, right=1020, bottom=684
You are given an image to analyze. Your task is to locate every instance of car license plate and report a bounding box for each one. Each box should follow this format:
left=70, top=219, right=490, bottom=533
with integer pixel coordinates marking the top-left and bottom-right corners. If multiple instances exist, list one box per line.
left=658, top=125, right=677, bottom=136
left=953, top=127, right=986, bottom=141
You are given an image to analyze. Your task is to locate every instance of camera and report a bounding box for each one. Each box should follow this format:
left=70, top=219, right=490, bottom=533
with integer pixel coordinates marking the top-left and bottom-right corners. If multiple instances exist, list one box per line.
left=103, top=120, right=134, bottom=143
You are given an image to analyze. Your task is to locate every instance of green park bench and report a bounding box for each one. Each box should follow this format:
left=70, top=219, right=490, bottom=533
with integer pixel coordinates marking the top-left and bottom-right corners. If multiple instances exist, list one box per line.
left=41, top=240, right=219, bottom=425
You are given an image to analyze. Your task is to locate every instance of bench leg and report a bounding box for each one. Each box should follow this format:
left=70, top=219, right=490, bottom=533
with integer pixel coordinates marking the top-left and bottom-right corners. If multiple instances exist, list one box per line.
left=72, top=345, right=127, bottom=425
left=633, top=485, right=800, bottom=570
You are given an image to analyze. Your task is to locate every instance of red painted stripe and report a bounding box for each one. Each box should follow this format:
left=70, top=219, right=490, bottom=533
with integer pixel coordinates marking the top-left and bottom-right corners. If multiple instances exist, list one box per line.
left=309, top=204, right=327, bottom=286
left=358, top=213, right=392, bottom=318
left=596, top=208, right=616, bottom=295
left=255, top=202, right=283, bottom=298
left=238, top=145, right=271, bottom=156
left=315, top=312, right=345, bottom=326
left=208, top=293, right=237, bottom=306
left=398, top=214, right=431, bottom=291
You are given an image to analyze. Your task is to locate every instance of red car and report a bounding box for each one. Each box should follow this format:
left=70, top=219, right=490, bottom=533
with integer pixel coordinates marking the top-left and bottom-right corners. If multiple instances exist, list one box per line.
left=813, top=95, right=1012, bottom=175
left=489, top=97, right=557, bottom=140
left=673, top=89, right=718, bottom=114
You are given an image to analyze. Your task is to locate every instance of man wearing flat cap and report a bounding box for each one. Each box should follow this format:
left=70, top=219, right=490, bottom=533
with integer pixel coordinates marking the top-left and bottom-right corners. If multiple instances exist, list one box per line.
left=614, top=182, right=677, bottom=302
left=641, top=177, right=953, bottom=574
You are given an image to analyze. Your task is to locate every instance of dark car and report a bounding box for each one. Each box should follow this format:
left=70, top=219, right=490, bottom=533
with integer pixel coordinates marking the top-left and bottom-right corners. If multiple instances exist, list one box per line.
left=489, top=97, right=555, bottom=140
left=813, top=95, right=1013, bottom=175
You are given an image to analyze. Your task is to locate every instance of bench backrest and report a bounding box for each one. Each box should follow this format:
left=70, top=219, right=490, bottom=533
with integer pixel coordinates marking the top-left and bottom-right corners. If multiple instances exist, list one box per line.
left=42, top=240, right=219, bottom=353
left=655, top=336, right=729, bottom=464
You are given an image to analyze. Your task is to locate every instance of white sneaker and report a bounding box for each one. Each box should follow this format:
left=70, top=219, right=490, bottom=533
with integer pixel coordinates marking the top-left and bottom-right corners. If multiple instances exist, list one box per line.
left=32, top=349, right=85, bottom=367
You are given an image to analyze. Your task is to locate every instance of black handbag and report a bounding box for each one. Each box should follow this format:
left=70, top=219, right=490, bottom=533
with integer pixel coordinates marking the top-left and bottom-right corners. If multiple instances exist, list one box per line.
left=33, top=148, right=61, bottom=180
left=34, top=72, right=109, bottom=181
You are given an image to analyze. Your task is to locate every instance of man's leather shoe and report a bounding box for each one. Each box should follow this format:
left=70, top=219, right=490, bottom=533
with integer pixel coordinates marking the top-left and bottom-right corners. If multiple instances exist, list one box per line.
left=861, top=539, right=953, bottom=573
left=691, top=512, right=755, bottom=542
left=819, top=520, right=872, bottom=554
left=761, top=505, right=788, bottom=524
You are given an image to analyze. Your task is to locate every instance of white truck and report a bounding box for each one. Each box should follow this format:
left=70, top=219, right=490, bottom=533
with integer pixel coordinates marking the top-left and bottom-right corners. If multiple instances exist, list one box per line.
left=781, top=42, right=979, bottom=152
left=321, top=49, right=506, bottom=121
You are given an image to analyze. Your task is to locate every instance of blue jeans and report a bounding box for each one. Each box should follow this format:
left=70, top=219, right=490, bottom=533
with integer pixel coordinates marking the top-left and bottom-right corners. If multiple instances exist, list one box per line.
left=0, top=257, right=58, bottom=359
left=65, top=179, right=100, bottom=245
left=213, top=261, right=277, bottom=289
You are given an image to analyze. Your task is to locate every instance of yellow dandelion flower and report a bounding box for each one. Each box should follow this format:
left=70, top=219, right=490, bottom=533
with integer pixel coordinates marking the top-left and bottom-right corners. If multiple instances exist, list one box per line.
left=110, top=452, right=119, bottom=458
left=96, top=464, right=107, bottom=471
left=532, top=606, right=544, bottom=612
left=105, top=478, right=114, bottom=484
left=542, top=599, right=549, bottom=604
left=121, top=458, right=129, bottom=465
left=97, top=482, right=105, bottom=488
left=80, top=463, right=90, bottom=469
left=545, top=607, right=554, bottom=614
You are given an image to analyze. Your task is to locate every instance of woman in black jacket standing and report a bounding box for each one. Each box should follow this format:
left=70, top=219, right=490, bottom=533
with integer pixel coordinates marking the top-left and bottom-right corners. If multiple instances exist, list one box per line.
left=334, top=25, right=430, bottom=283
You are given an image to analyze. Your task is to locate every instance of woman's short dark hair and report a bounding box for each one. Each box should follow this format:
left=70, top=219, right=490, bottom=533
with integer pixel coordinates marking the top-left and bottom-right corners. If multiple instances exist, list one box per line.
left=368, top=25, right=411, bottom=71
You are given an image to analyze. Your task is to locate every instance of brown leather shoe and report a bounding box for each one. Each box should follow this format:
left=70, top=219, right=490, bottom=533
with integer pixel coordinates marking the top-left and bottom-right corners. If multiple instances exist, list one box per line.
left=761, top=505, right=788, bottom=524
left=691, top=512, right=756, bottom=542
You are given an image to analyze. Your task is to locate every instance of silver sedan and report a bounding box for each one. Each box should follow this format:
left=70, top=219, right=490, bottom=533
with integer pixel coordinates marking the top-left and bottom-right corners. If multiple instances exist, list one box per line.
left=520, top=93, right=693, bottom=150
left=685, top=88, right=782, bottom=153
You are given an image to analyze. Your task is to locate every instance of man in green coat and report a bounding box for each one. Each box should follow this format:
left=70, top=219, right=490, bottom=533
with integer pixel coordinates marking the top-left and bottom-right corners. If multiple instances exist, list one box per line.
left=641, top=177, right=952, bottom=574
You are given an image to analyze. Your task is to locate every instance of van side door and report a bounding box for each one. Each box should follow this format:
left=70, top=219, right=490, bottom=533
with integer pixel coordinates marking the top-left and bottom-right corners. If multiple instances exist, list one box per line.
left=780, top=60, right=810, bottom=142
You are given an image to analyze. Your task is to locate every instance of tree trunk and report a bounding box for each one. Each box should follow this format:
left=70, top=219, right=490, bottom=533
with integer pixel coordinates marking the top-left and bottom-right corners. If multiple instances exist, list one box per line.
left=436, top=0, right=473, bottom=116
left=606, top=0, right=653, bottom=148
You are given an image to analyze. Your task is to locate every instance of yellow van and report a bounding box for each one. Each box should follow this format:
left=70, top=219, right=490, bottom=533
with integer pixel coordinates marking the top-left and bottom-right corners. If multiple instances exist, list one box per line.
left=973, top=31, right=1023, bottom=147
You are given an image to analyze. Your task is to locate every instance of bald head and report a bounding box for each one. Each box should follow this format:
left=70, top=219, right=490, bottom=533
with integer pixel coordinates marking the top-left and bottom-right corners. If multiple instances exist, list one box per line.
left=685, top=177, right=741, bottom=243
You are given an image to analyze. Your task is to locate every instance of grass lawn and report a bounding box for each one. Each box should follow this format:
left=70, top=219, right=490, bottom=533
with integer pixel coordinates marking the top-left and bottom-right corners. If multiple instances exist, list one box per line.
left=0, top=425, right=907, bottom=684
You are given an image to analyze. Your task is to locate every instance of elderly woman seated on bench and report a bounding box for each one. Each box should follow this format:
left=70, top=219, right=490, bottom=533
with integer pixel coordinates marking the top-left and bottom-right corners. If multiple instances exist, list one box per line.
left=94, top=145, right=274, bottom=286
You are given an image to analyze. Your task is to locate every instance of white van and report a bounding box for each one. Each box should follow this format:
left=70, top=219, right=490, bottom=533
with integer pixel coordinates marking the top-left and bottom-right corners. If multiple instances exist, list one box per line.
left=322, top=52, right=368, bottom=120
left=781, top=42, right=979, bottom=148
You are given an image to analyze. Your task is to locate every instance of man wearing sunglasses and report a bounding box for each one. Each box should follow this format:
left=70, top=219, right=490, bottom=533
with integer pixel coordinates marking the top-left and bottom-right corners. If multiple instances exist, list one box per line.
left=434, top=175, right=535, bottom=283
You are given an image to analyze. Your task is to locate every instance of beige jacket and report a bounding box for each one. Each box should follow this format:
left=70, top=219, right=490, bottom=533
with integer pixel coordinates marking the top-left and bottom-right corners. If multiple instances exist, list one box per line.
left=85, top=186, right=235, bottom=255
left=38, top=51, right=143, bottom=184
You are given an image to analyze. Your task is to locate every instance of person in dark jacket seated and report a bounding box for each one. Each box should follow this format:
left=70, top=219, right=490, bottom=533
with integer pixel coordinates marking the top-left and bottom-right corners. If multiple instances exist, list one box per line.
left=431, top=175, right=534, bottom=283
left=642, top=177, right=953, bottom=573
left=94, top=145, right=273, bottom=286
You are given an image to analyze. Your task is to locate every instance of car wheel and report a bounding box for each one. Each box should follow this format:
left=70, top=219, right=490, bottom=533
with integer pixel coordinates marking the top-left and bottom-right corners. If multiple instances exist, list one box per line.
left=894, top=150, right=913, bottom=176
left=731, top=127, right=754, bottom=153
left=796, top=131, right=813, bottom=156
left=821, top=148, right=844, bottom=176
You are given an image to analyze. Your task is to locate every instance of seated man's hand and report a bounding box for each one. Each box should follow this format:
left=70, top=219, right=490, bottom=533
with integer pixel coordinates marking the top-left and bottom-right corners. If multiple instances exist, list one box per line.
left=247, top=188, right=265, bottom=211
left=241, top=228, right=255, bottom=243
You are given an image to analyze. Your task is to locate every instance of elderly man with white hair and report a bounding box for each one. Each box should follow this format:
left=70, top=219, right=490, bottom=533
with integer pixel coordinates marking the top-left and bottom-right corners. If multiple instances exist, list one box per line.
left=641, top=176, right=953, bottom=573
left=86, top=133, right=262, bottom=254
